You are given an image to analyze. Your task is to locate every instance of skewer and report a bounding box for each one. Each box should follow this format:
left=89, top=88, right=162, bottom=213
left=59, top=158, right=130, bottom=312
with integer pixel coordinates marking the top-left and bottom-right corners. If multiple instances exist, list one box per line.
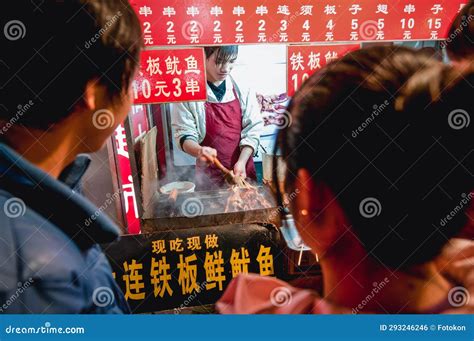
left=211, top=156, right=253, bottom=188
left=297, top=244, right=304, bottom=266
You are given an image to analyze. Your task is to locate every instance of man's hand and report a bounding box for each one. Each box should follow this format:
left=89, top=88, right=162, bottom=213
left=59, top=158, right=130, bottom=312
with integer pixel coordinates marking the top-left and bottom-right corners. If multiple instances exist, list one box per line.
left=198, top=146, right=217, bottom=164
left=233, top=160, right=247, bottom=179
left=233, top=146, right=254, bottom=178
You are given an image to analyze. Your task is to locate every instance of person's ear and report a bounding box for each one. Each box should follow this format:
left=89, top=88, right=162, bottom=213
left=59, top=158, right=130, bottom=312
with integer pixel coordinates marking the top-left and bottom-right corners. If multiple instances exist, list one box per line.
left=293, top=169, right=316, bottom=239
left=83, top=79, right=99, bottom=111
left=294, top=169, right=313, bottom=219
left=293, top=168, right=352, bottom=255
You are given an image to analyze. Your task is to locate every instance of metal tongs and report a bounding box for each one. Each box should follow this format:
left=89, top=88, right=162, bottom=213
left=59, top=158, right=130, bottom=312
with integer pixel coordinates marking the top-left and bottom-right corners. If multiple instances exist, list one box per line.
left=211, top=156, right=253, bottom=189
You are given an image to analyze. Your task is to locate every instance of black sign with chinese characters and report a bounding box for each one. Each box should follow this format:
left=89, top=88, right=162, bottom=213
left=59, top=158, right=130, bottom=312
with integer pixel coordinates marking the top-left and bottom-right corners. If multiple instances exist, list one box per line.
left=102, top=224, right=284, bottom=313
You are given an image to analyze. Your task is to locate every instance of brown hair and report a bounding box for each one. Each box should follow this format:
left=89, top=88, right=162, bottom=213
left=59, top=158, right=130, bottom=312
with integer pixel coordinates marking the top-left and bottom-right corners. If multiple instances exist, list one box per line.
left=276, top=46, right=473, bottom=268
left=204, top=46, right=239, bottom=65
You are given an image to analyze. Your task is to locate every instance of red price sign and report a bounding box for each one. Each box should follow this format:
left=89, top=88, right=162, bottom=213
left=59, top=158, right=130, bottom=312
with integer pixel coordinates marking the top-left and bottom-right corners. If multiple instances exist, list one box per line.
left=130, top=0, right=467, bottom=46
left=287, top=44, right=360, bottom=97
left=113, top=124, right=141, bottom=234
left=133, top=49, right=207, bottom=104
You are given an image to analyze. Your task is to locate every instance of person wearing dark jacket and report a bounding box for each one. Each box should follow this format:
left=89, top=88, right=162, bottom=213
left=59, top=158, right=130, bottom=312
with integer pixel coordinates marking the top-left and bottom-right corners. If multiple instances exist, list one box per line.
left=0, top=0, right=142, bottom=313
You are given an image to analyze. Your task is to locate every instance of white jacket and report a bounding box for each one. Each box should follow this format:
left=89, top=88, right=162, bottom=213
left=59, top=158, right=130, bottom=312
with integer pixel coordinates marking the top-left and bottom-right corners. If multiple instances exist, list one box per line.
left=171, top=76, right=263, bottom=154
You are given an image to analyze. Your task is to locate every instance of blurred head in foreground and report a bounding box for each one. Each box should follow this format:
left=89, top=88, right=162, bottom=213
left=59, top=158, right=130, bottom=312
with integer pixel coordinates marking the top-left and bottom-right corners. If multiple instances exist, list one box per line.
left=0, top=0, right=142, bottom=156
left=0, top=0, right=142, bottom=314
left=276, top=46, right=473, bottom=312
left=446, top=1, right=474, bottom=67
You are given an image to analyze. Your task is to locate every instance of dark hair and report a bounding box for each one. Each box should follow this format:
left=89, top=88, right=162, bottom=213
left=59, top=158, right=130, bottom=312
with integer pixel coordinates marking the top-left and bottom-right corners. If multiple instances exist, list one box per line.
left=276, top=46, right=473, bottom=268
left=446, top=0, right=474, bottom=61
left=204, top=46, right=239, bottom=65
left=0, top=0, right=142, bottom=129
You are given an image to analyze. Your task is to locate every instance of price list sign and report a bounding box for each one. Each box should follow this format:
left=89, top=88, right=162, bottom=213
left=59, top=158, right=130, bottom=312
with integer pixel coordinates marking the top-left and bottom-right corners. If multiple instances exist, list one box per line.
left=130, top=0, right=468, bottom=46
left=133, top=49, right=207, bottom=104
left=287, top=44, right=360, bottom=97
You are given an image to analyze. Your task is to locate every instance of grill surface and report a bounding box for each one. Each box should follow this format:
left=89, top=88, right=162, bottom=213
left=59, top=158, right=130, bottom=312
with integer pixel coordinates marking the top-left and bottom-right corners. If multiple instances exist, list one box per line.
left=142, top=186, right=280, bottom=233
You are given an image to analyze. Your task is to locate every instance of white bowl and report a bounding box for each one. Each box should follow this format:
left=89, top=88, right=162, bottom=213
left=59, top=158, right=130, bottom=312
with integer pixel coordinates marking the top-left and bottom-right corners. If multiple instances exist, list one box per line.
left=160, top=181, right=195, bottom=195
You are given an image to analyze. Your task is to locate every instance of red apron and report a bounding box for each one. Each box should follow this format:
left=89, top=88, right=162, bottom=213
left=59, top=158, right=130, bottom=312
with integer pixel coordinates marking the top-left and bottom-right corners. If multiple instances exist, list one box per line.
left=196, top=88, right=256, bottom=190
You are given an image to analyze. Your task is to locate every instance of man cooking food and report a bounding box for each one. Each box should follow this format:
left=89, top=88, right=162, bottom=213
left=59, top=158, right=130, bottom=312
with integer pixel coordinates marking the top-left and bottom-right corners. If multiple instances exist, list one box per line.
left=172, top=46, right=263, bottom=190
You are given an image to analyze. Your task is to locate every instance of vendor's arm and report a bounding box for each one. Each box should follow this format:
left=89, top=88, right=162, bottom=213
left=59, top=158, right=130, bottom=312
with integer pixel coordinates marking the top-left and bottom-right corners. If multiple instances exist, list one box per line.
left=240, top=87, right=264, bottom=155
left=171, top=102, right=201, bottom=152
left=234, top=87, right=263, bottom=177
left=233, top=146, right=253, bottom=178
left=183, top=140, right=217, bottom=162
left=171, top=103, right=217, bottom=163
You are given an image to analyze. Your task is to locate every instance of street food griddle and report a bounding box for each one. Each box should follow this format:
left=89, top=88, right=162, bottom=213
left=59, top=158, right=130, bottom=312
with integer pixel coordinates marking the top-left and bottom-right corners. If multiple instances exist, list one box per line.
left=141, top=186, right=280, bottom=233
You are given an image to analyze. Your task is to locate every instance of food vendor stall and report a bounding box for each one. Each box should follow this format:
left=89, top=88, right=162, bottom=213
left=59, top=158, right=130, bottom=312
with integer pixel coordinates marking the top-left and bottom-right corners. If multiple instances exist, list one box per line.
left=93, top=0, right=467, bottom=313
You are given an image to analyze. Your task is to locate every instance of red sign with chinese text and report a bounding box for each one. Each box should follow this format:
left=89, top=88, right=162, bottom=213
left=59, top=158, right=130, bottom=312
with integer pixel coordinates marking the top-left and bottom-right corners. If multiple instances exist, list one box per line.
left=133, top=49, right=207, bottom=104
left=129, top=0, right=467, bottom=46
left=114, top=124, right=141, bottom=234
left=287, top=44, right=360, bottom=97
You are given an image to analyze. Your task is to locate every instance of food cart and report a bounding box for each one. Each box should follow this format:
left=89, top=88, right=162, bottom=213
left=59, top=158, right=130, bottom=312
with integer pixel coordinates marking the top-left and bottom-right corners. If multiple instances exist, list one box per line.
left=89, top=0, right=467, bottom=313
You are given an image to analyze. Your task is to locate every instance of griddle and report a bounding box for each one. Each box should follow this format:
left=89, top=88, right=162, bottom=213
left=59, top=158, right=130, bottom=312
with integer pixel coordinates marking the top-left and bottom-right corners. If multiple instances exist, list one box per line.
left=141, top=186, right=281, bottom=233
